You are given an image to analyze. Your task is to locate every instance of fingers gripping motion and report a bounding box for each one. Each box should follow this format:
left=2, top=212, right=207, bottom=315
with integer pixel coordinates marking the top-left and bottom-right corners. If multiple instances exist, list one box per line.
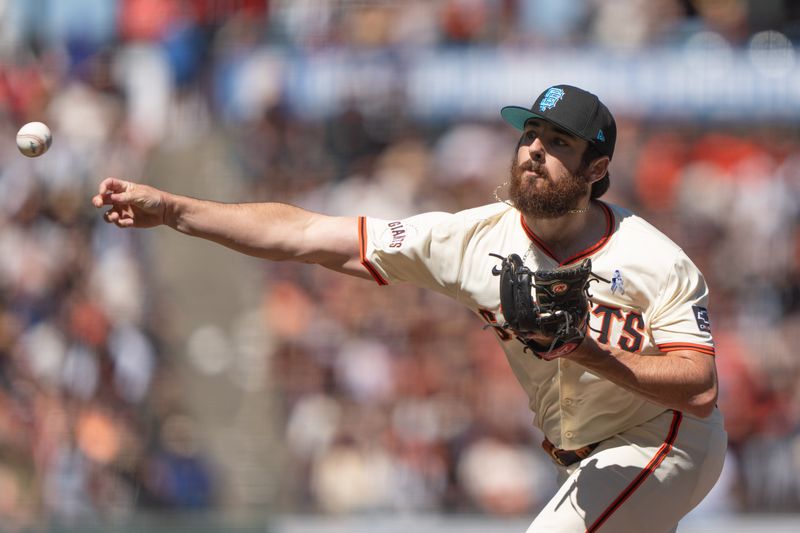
left=92, top=178, right=167, bottom=228
left=491, top=253, right=597, bottom=361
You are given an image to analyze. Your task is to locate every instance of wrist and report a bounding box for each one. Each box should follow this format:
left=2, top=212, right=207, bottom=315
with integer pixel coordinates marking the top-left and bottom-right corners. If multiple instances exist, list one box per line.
left=564, top=335, right=602, bottom=364
left=533, top=337, right=583, bottom=361
left=161, top=192, right=179, bottom=229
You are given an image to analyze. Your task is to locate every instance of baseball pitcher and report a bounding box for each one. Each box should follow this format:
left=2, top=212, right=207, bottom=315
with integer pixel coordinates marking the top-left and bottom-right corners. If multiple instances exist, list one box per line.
left=93, top=84, right=726, bottom=532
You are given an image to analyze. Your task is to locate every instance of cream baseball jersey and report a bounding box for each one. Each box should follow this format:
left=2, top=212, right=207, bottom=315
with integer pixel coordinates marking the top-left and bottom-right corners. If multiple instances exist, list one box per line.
left=358, top=201, right=715, bottom=450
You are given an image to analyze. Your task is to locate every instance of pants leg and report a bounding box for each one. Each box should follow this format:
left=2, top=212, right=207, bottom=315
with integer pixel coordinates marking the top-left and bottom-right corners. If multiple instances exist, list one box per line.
left=527, top=408, right=727, bottom=533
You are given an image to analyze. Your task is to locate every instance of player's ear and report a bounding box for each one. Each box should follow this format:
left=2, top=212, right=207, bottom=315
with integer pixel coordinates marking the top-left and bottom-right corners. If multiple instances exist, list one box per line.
left=586, top=156, right=610, bottom=185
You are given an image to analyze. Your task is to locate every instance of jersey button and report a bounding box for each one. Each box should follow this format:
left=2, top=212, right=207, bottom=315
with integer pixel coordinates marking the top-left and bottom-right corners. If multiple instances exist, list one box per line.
left=563, top=398, right=573, bottom=406
left=564, top=431, right=574, bottom=439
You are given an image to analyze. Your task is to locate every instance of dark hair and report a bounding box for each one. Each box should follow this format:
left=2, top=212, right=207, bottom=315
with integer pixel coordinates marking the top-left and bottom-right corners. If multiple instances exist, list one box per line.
left=581, top=144, right=610, bottom=199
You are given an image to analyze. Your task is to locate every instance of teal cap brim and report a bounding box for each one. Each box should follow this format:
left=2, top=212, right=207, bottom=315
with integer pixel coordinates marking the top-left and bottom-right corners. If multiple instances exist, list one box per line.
left=500, top=106, right=542, bottom=131
left=501, top=105, right=598, bottom=147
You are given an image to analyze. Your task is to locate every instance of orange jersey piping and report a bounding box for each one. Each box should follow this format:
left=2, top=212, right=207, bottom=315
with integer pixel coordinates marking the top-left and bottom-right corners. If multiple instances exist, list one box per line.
left=585, top=411, right=683, bottom=533
left=520, top=201, right=615, bottom=266
left=358, top=216, right=388, bottom=286
left=658, top=342, right=715, bottom=356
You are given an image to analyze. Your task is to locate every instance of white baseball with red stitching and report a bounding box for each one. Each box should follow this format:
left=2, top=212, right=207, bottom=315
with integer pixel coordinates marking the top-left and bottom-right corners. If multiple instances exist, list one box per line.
left=16, top=121, right=52, bottom=157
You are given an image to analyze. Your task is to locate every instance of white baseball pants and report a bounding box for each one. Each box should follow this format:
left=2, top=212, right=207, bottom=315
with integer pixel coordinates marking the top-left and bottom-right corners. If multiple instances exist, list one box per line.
left=527, top=408, right=727, bottom=532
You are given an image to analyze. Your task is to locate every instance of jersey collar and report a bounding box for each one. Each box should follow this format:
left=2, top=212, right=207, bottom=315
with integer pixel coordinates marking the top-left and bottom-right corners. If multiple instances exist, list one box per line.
left=520, top=201, right=615, bottom=266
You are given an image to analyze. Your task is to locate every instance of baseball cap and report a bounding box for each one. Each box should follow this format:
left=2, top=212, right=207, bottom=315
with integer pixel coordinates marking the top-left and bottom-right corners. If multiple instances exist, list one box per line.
left=500, top=85, right=616, bottom=198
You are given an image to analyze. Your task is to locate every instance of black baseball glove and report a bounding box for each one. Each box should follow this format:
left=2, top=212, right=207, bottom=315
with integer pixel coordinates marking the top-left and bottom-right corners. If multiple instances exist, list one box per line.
left=491, top=253, right=594, bottom=361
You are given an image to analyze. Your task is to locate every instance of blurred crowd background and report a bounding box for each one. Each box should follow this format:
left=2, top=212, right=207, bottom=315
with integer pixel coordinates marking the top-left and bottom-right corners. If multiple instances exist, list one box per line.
left=1, top=0, right=800, bottom=530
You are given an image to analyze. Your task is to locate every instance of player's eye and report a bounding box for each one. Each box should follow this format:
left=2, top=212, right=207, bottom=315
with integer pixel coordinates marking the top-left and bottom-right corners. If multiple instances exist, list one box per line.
left=522, top=130, right=538, bottom=143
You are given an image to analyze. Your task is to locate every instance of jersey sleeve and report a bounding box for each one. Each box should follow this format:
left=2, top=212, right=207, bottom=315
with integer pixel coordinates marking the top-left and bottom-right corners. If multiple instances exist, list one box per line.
left=648, top=252, right=715, bottom=356
left=358, top=212, right=466, bottom=299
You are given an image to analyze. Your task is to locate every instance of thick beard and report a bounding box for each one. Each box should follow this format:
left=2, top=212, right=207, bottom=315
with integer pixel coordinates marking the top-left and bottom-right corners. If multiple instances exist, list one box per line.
left=508, top=158, right=589, bottom=219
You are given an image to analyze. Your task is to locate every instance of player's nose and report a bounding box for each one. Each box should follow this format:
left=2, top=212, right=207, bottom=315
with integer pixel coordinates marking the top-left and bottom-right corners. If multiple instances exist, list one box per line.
left=528, top=137, right=545, bottom=162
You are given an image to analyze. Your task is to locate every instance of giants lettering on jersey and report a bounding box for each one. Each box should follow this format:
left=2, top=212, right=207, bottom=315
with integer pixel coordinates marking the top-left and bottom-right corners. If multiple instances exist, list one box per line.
left=479, top=303, right=646, bottom=352
left=387, top=221, right=407, bottom=248
left=592, top=304, right=645, bottom=352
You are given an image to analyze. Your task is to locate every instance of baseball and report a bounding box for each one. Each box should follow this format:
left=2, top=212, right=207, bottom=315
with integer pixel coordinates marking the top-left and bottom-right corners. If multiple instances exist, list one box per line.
left=16, top=121, right=52, bottom=157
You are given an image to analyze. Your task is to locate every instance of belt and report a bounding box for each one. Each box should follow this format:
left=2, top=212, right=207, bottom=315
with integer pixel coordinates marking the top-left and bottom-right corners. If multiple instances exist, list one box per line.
left=542, top=438, right=600, bottom=467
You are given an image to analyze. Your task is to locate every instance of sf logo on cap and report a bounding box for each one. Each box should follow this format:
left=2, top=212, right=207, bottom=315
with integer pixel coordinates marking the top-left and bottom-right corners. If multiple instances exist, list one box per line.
left=539, top=87, right=565, bottom=112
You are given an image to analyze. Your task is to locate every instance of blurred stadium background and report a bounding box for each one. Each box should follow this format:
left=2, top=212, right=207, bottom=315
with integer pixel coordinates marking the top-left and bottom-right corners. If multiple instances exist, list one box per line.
left=1, top=0, right=800, bottom=531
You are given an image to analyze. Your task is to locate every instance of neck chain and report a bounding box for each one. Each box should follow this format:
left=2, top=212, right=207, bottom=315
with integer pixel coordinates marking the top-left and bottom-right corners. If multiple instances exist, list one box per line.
left=493, top=182, right=590, bottom=264
left=493, top=182, right=590, bottom=214
left=493, top=182, right=514, bottom=208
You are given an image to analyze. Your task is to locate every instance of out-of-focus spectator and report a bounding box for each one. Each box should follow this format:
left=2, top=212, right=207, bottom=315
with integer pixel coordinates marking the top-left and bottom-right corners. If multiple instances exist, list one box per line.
left=143, top=412, right=215, bottom=509
left=458, top=436, right=554, bottom=514
left=514, top=0, right=591, bottom=45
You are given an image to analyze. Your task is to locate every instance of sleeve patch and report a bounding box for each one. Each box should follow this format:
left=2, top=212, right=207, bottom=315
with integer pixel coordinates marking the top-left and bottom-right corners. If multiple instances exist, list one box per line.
left=692, top=305, right=711, bottom=333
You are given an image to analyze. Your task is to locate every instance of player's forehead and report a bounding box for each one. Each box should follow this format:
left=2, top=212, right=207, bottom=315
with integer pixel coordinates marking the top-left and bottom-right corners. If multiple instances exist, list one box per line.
left=523, top=118, right=579, bottom=140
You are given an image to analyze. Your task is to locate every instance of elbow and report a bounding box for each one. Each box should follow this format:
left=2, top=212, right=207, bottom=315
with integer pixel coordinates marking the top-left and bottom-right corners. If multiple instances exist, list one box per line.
left=674, top=352, right=719, bottom=419
left=684, top=384, right=718, bottom=419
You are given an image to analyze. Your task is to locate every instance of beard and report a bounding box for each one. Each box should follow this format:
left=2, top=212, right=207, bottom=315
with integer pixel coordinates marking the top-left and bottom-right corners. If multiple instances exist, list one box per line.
left=508, top=157, right=589, bottom=219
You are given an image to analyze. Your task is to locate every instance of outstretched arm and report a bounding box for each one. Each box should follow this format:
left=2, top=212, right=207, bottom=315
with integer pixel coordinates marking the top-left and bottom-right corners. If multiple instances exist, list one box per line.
left=91, top=177, right=370, bottom=278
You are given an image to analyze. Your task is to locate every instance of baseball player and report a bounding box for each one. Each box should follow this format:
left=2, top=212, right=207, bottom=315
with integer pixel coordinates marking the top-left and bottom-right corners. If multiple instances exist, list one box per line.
left=92, top=84, right=726, bottom=532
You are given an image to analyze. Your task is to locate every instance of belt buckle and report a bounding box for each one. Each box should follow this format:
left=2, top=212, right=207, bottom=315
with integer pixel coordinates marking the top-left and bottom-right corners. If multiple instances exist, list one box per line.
left=542, top=438, right=569, bottom=466
left=542, top=438, right=597, bottom=467
left=549, top=448, right=569, bottom=466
